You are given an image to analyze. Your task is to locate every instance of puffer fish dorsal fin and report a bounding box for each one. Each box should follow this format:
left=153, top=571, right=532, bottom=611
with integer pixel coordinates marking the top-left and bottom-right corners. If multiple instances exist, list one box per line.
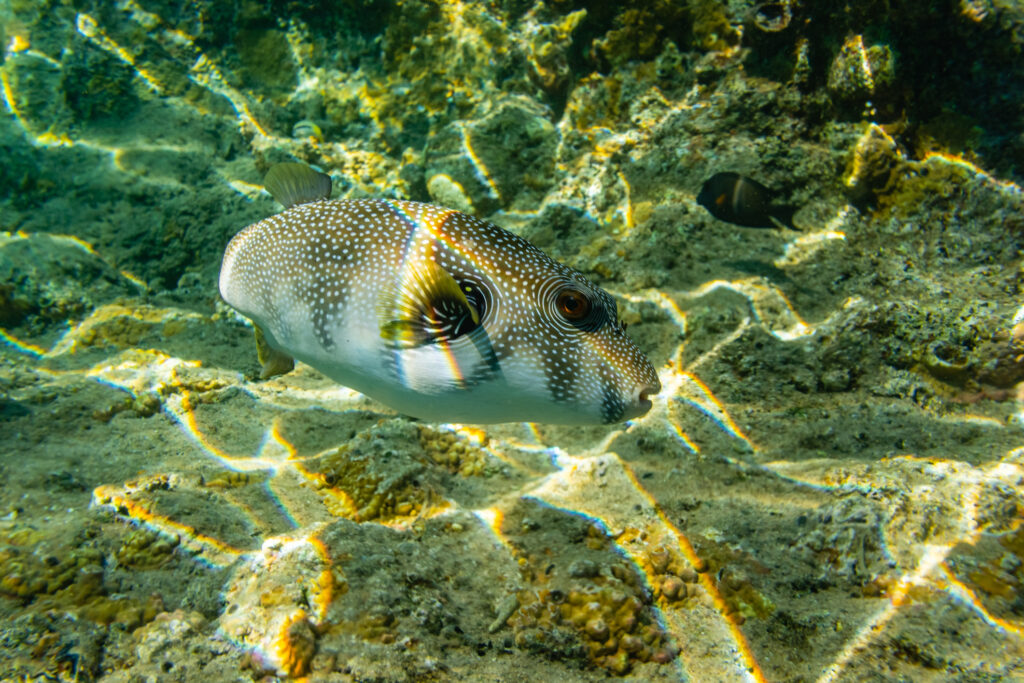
left=379, top=259, right=480, bottom=348
left=264, top=162, right=332, bottom=208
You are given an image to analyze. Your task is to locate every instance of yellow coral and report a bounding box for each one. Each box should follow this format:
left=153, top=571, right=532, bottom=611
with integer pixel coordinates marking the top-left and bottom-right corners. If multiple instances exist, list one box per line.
left=301, top=425, right=427, bottom=522
left=505, top=527, right=675, bottom=675
left=274, top=610, right=317, bottom=678
left=418, top=426, right=494, bottom=477
left=49, top=304, right=209, bottom=355
left=115, top=528, right=180, bottom=569
left=203, top=471, right=253, bottom=489
left=843, top=123, right=903, bottom=202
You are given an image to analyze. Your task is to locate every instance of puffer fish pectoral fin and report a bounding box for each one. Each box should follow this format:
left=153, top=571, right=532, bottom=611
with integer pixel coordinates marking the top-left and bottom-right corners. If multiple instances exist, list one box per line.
left=254, top=324, right=295, bottom=379
left=468, top=325, right=504, bottom=379
left=379, top=259, right=480, bottom=348
left=263, top=162, right=332, bottom=209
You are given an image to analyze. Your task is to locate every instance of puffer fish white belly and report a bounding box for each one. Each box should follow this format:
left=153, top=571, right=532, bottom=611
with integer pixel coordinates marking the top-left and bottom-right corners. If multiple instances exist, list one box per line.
left=219, top=164, right=660, bottom=425
left=233, top=268, right=567, bottom=423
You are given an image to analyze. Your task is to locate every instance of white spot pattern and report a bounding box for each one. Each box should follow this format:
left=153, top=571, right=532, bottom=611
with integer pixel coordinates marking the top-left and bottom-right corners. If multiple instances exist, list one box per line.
left=219, top=199, right=661, bottom=424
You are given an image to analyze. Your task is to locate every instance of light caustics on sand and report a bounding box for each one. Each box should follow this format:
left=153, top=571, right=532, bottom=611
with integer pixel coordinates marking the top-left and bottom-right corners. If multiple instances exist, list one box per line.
left=4, top=6, right=1024, bottom=680
left=613, top=257, right=1024, bottom=677
left=1, top=184, right=1018, bottom=680
left=2, top=197, right=1019, bottom=678
left=513, top=453, right=770, bottom=682
left=816, top=455, right=1024, bottom=683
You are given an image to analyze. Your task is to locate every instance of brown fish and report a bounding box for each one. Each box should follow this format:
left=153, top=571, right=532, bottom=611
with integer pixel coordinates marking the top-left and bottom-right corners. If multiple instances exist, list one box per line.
left=697, top=172, right=798, bottom=229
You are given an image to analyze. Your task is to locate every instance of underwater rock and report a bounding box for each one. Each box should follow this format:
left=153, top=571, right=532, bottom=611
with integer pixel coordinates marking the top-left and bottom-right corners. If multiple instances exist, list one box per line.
left=826, top=35, right=898, bottom=119
left=425, top=97, right=558, bottom=214
left=0, top=232, right=137, bottom=330
left=233, top=28, right=298, bottom=98
left=426, top=173, right=475, bottom=214
left=301, top=421, right=431, bottom=521
left=593, top=1, right=738, bottom=65
left=751, top=1, right=793, bottom=33
left=127, top=609, right=249, bottom=682
left=219, top=528, right=336, bottom=678
left=219, top=514, right=527, bottom=680
left=2, top=51, right=65, bottom=135
left=61, top=37, right=141, bottom=121
left=0, top=613, right=106, bottom=682
left=801, top=493, right=889, bottom=583
left=134, top=609, right=205, bottom=664
left=842, top=123, right=904, bottom=203
left=45, top=304, right=213, bottom=358
left=523, top=8, right=587, bottom=95
left=499, top=492, right=682, bottom=675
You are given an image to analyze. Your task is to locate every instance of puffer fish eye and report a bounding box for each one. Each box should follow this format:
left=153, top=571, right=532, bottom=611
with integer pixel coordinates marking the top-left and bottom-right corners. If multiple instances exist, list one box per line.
left=556, top=288, right=591, bottom=321
left=460, top=280, right=490, bottom=320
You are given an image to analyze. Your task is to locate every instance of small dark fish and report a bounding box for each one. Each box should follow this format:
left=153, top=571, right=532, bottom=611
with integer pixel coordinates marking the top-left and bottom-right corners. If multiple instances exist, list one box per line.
left=697, top=172, right=798, bottom=230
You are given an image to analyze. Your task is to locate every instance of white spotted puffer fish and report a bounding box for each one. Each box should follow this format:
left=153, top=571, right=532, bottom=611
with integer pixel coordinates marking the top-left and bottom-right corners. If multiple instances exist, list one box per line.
left=219, top=163, right=660, bottom=424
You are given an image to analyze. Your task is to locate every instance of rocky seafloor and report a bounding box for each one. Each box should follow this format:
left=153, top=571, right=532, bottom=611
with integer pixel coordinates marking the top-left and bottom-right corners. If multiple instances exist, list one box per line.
left=2, top=0, right=1024, bottom=681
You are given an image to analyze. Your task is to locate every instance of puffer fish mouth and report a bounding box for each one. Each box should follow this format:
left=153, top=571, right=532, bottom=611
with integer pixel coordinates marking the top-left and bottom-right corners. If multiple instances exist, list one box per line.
left=638, top=387, right=655, bottom=412
left=621, top=380, right=660, bottom=420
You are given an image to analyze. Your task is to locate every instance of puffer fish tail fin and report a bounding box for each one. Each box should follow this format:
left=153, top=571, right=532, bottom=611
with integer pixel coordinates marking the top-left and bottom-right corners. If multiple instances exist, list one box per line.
left=379, top=259, right=480, bottom=348
left=264, top=162, right=332, bottom=209
left=254, top=324, right=295, bottom=379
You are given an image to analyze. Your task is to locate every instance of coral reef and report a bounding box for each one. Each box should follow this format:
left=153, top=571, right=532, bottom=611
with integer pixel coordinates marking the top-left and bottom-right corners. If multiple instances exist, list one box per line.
left=2, top=0, right=1024, bottom=680
left=826, top=35, right=898, bottom=119
left=425, top=97, right=558, bottom=214
left=0, top=233, right=137, bottom=331
left=418, top=426, right=496, bottom=477
left=0, top=524, right=167, bottom=638
left=302, top=420, right=431, bottom=521
left=503, top=510, right=677, bottom=674
left=115, top=528, right=180, bottom=570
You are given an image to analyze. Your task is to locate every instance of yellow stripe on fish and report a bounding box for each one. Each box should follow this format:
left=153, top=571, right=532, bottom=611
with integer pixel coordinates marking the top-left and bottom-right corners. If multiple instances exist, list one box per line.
left=219, top=163, right=660, bottom=424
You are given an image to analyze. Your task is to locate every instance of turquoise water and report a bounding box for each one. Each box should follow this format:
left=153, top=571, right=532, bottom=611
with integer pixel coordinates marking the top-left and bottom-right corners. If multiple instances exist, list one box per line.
left=2, top=1, right=1024, bottom=681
